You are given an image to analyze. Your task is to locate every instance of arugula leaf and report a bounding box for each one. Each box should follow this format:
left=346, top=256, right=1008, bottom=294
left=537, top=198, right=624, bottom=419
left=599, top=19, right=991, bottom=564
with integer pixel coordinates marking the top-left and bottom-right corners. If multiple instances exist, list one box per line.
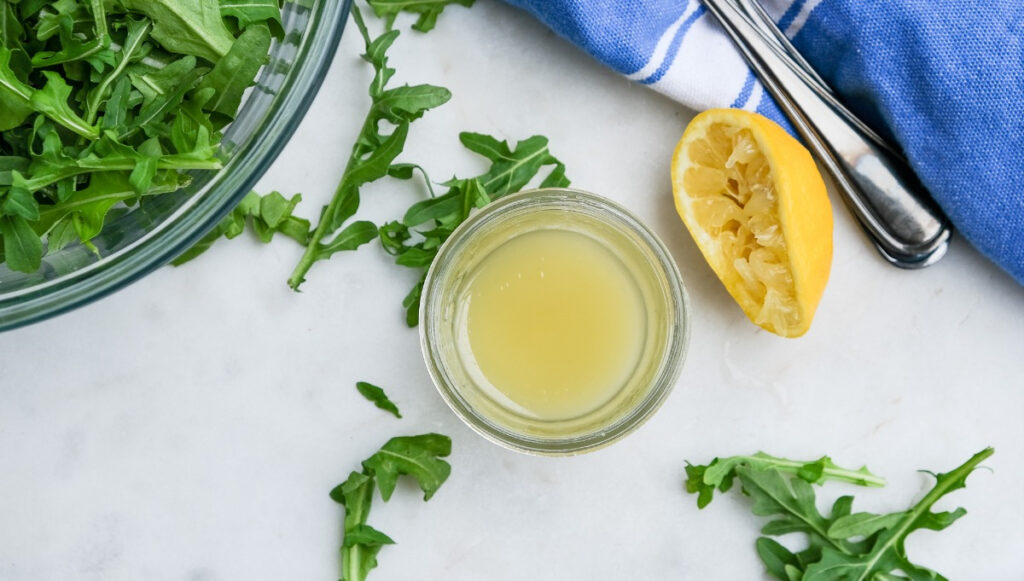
left=219, top=0, right=283, bottom=31
left=331, top=471, right=387, bottom=581
left=85, top=18, right=152, bottom=125
left=0, top=214, right=41, bottom=272
left=196, top=23, right=271, bottom=120
left=803, top=447, right=993, bottom=581
left=685, top=452, right=886, bottom=509
left=36, top=172, right=187, bottom=243
left=331, top=433, right=452, bottom=581
left=120, top=0, right=235, bottom=64
left=366, top=0, right=475, bottom=32
left=356, top=381, right=402, bottom=418
left=172, top=191, right=310, bottom=266
left=685, top=449, right=994, bottom=581
left=362, top=433, right=452, bottom=501
left=0, top=48, right=98, bottom=138
left=29, top=9, right=113, bottom=69
left=287, top=5, right=450, bottom=290
left=0, top=47, right=33, bottom=131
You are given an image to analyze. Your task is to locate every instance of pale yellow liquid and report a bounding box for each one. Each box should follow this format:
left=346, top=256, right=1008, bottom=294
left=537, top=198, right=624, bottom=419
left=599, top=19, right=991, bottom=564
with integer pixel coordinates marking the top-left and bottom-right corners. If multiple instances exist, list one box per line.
left=465, top=229, right=646, bottom=420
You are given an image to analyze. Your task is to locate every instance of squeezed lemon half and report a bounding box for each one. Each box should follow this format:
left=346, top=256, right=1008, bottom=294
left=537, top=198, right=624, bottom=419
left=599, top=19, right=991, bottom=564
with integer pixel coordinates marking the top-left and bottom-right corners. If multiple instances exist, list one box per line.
left=671, top=109, right=833, bottom=338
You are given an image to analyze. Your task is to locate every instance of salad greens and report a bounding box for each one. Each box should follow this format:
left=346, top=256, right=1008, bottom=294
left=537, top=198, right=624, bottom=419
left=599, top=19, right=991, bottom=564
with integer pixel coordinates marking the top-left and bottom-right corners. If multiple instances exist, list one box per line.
left=355, top=381, right=402, bottom=418
left=685, top=448, right=994, bottom=581
left=331, top=433, right=452, bottom=581
left=286, top=4, right=451, bottom=290
left=0, top=0, right=281, bottom=272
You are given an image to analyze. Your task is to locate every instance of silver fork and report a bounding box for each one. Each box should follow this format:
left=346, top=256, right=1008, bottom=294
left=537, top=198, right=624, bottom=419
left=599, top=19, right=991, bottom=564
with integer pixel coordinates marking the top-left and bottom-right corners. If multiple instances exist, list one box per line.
left=702, top=0, right=952, bottom=268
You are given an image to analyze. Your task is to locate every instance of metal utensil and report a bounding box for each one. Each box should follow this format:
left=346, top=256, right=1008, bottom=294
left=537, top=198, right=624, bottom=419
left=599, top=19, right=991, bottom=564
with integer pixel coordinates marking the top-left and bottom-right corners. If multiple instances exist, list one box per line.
left=701, top=0, right=952, bottom=268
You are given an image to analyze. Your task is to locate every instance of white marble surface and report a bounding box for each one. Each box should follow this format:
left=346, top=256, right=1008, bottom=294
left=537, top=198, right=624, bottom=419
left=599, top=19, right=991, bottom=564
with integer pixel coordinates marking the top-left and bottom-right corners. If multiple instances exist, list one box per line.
left=2, top=2, right=1023, bottom=579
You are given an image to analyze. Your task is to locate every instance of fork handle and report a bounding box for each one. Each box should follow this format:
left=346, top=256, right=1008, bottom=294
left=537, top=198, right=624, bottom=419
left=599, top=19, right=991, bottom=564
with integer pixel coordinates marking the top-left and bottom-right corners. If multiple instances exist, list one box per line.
left=703, top=0, right=952, bottom=268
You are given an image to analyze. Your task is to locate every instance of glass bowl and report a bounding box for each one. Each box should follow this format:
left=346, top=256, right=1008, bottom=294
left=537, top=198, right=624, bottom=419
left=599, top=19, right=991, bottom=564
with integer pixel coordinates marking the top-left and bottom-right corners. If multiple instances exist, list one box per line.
left=0, top=0, right=351, bottom=332
left=420, top=189, right=691, bottom=455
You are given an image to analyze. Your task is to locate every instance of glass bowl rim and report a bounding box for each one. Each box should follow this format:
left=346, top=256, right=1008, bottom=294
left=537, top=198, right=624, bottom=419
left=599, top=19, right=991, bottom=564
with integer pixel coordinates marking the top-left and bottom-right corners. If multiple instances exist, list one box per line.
left=419, top=187, right=691, bottom=456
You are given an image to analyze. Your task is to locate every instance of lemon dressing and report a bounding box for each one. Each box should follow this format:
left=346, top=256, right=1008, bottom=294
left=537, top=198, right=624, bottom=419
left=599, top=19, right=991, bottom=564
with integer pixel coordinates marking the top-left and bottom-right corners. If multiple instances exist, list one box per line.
left=421, top=189, right=689, bottom=454
left=462, top=229, right=646, bottom=420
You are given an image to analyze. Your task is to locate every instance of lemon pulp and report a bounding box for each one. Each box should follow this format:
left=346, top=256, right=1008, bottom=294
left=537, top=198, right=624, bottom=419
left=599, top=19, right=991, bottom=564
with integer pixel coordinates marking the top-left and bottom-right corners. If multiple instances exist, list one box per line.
left=464, top=228, right=645, bottom=420
left=672, top=109, right=832, bottom=337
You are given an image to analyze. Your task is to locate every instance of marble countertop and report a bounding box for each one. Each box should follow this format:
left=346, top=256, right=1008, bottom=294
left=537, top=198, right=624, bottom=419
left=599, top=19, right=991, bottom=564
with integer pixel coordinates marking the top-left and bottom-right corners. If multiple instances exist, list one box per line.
left=2, top=2, right=1022, bottom=579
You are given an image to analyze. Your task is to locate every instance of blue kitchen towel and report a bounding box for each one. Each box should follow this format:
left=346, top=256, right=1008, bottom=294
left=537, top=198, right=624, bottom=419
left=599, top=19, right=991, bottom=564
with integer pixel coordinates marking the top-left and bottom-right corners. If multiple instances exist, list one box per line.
left=503, top=0, right=1024, bottom=284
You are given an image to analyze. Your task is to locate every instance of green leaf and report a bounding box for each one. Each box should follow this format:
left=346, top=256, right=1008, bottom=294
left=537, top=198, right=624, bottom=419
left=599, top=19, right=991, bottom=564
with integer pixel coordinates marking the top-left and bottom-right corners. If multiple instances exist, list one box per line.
left=30, top=12, right=113, bottom=69
left=757, top=537, right=801, bottom=581
left=331, top=470, right=384, bottom=581
left=100, top=76, right=132, bottom=131
left=342, top=524, right=395, bottom=548
left=314, top=220, right=378, bottom=262
left=196, top=23, right=271, bottom=120
left=0, top=1, right=25, bottom=51
left=684, top=452, right=886, bottom=509
left=86, top=18, right=152, bottom=125
left=803, top=448, right=993, bottom=581
left=16, top=132, right=220, bottom=195
left=686, top=449, right=994, bottom=581
left=1, top=174, right=38, bottom=220
left=333, top=433, right=453, bottom=581
left=355, top=381, right=402, bottom=419
left=219, top=0, right=282, bottom=30
left=1, top=49, right=99, bottom=138
left=0, top=47, right=33, bottom=131
left=172, top=191, right=310, bottom=266
left=35, top=172, right=185, bottom=244
left=366, top=0, right=475, bottom=32
left=827, top=512, right=907, bottom=540
left=736, top=466, right=847, bottom=550
left=31, top=72, right=100, bottom=140
left=374, top=84, right=452, bottom=123
left=288, top=8, right=451, bottom=290
left=127, top=57, right=207, bottom=138
left=121, top=0, right=235, bottom=63
left=460, top=132, right=562, bottom=197
left=0, top=214, right=41, bottom=272
left=394, top=246, right=436, bottom=268
left=402, top=273, right=425, bottom=327
left=0, top=156, right=28, bottom=187
left=362, top=433, right=452, bottom=501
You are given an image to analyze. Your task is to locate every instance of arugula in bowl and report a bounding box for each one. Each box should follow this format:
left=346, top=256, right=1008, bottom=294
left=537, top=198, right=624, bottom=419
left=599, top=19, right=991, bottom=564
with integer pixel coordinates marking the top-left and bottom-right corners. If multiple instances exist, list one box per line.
left=0, top=0, right=282, bottom=272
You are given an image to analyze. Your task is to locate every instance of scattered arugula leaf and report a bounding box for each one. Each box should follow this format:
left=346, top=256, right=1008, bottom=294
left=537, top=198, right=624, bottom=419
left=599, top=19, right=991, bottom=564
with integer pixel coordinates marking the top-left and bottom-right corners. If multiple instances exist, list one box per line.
left=685, top=448, right=994, bottom=581
left=287, top=5, right=450, bottom=290
left=356, top=381, right=402, bottom=418
left=172, top=190, right=309, bottom=265
left=685, top=452, right=886, bottom=509
left=366, top=0, right=475, bottom=32
left=330, top=433, right=452, bottom=581
left=0, top=0, right=281, bottom=273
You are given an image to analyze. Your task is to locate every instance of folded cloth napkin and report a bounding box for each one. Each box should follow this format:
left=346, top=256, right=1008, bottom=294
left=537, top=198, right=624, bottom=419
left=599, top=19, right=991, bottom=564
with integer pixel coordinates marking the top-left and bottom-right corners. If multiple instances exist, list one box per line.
left=502, top=0, right=1024, bottom=284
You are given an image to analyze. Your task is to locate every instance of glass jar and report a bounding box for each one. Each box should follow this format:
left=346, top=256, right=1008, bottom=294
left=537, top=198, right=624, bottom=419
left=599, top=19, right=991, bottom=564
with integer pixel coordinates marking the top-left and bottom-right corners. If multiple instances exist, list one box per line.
left=420, top=188, right=690, bottom=455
